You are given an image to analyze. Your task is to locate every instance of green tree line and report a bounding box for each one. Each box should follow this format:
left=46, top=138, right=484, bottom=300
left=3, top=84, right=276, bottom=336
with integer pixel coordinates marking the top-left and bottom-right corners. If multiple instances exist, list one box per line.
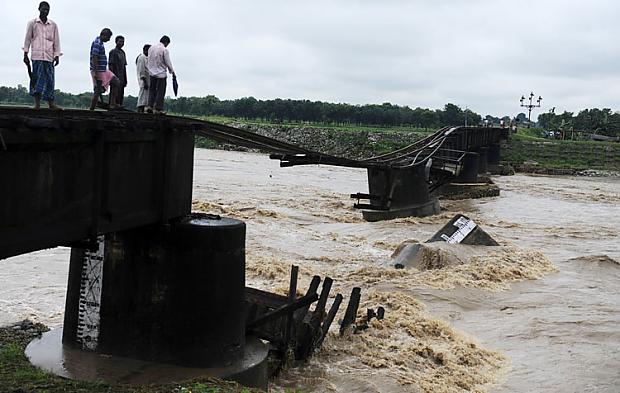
left=0, top=85, right=138, bottom=113
left=0, top=85, right=481, bottom=128
left=167, top=97, right=484, bottom=129
left=538, top=108, right=620, bottom=137
left=2, top=84, right=618, bottom=135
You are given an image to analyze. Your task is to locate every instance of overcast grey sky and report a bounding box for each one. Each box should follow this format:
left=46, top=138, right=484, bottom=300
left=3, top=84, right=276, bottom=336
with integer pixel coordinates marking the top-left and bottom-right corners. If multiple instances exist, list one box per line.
left=3, top=0, right=619, bottom=118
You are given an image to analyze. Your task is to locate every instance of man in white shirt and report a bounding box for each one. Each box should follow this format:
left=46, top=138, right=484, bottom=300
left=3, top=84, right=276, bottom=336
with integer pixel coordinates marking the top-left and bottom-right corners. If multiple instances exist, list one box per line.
left=23, top=1, right=62, bottom=109
left=135, top=44, right=151, bottom=112
left=146, top=35, right=175, bottom=114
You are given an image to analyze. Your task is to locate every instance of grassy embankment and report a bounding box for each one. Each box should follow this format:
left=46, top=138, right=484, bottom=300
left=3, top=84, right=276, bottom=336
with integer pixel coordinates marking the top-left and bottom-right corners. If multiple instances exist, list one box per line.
left=0, top=322, right=259, bottom=393
left=193, top=115, right=434, bottom=156
left=502, top=127, right=620, bottom=171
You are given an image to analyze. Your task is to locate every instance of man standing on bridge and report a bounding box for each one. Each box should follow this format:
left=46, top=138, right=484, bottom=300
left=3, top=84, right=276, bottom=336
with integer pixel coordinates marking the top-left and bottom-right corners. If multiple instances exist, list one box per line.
left=89, top=28, right=121, bottom=110
left=146, top=35, right=175, bottom=114
left=135, top=44, right=151, bottom=113
left=22, top=1, right=62, bottom=110
left=108, top=35, right=128, bottom=108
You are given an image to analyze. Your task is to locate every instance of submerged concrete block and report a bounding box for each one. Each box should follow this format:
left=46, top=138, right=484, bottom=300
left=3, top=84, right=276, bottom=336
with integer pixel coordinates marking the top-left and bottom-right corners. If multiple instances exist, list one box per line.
left=393, top=214, right=499, bottom=269
left=427, top=214, right=499, bottom=246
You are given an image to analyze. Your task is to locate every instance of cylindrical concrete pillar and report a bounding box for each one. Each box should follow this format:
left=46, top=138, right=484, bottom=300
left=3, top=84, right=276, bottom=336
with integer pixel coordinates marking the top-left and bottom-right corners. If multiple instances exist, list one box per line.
left=63, top=214, right=246, bottom=367
left=167, top=215, right=246, bottom=366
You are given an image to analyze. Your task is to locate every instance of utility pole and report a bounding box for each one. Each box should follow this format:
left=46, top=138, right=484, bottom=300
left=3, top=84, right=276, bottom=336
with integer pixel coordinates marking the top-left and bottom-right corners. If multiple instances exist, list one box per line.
left=519, top=92, right=542, bottom=125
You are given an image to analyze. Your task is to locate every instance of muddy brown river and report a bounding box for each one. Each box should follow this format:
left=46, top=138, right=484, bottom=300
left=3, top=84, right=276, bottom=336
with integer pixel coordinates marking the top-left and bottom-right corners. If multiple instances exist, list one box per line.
left=1, top=149, right=619, bottom=392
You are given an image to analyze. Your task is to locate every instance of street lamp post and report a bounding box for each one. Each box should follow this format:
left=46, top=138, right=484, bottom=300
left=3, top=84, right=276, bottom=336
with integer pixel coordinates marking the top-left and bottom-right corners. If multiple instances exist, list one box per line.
left=519, top=92, right=542, bottom=124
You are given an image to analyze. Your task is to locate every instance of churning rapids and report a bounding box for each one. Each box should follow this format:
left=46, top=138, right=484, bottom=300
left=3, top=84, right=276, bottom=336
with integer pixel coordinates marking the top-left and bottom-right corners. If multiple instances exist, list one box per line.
left=1, top=149, right=619, bottom=392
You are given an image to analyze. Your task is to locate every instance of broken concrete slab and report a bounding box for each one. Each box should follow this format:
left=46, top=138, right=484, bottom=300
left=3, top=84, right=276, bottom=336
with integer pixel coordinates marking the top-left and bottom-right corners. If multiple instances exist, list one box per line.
left=393, top=214, right=499, bottom=269
left=393, top=243, right=423, bottom=269
left=393, top=242, right=488, bottom=270
left=427, top=214, right=499, bottom=246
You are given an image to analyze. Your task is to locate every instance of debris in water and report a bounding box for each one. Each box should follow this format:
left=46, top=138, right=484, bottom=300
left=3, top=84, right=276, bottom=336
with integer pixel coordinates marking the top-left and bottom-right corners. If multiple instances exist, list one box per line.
left=354, top=306, right=386, bottom=332
left=339, top=287, right=361, bottom=336
left=245, top=266, right=346, bottom=375
left=394, top=214, right=499, bottom=269
left=427, top=214, right=499, bottom=246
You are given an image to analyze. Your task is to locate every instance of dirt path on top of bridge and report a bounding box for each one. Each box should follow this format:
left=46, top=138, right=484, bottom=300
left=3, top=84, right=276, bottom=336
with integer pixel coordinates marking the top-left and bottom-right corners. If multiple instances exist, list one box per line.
left=1, top=148, right=619, bottom=392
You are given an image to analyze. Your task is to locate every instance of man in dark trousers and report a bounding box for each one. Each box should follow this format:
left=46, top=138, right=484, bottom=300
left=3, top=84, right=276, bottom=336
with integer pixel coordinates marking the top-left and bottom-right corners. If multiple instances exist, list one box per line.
left=108, top=35, right=127, bottom=107
left=146, top=35, right=175, bottom=114
left=22, top=1, right=62, bottom=109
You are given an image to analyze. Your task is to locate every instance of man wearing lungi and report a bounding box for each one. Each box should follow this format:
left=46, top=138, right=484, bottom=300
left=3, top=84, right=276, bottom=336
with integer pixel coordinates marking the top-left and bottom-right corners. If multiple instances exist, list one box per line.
left=135, top=44, right=151, bottom=113
left=89, top=28, right=121, bottom=110
left=23, top=1, right=62, bottom=110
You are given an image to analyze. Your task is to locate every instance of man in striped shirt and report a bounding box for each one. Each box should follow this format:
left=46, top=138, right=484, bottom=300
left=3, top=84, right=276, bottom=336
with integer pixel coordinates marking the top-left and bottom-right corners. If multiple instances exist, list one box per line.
left=89, top=28, right=121, bottom=110
left=22, top=1, right=62, bottom=110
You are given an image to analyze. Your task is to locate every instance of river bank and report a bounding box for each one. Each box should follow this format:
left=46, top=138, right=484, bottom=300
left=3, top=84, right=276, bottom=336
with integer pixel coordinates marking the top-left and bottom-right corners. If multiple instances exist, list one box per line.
left=0, top=321, right=253, bottom=393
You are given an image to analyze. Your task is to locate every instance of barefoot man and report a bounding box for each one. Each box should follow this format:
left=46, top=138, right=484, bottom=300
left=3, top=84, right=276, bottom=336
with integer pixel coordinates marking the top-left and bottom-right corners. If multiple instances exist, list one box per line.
left=89, top=28, right=121, bottom=110
left=22, top=1, right=62, bottom=109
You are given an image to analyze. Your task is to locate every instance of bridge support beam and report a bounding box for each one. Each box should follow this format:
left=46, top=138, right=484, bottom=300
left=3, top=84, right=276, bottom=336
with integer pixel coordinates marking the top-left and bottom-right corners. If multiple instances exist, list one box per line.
left=477, top=147, right=489, bottom=174
left=487, top=143, right=501, bottom=166
left=454, top=152, right=480, bottom=183
left=359, top=166, right=440, bottom=221
left=28, top=214, right=269, bottom=388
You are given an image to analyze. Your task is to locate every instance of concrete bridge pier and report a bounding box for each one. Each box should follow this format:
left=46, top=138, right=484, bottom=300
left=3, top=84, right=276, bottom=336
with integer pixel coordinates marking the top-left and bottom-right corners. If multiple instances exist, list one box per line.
left=477, top=147, right=489, bottom=174
left=360, top=166, right=440, bottom=221
left=27, top=213, right=269, bottom=388
left=437, top=149, right=501, bottom=200
left=486, top=142, right=514, bottom=175
left=487, top=143, right=501, bottom=166
left=454, top=152, right=480, bottom=183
